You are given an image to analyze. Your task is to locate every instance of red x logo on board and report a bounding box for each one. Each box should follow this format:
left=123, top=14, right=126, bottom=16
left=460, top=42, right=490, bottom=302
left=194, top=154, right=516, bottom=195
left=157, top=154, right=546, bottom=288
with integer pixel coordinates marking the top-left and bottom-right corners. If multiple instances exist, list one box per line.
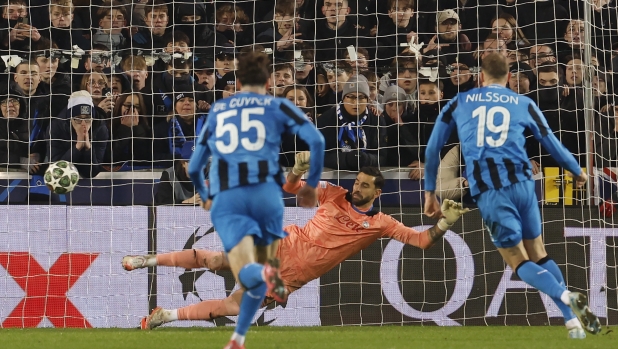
left=0, top=252, right=98, bottom=328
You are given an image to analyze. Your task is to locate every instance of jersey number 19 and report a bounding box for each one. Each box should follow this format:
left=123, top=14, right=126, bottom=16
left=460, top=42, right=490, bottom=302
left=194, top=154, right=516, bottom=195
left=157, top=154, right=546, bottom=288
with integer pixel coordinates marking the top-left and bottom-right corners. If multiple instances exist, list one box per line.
left=472, top=105, right=510, bottom=147
left=215, top=107, right=266, bottom=154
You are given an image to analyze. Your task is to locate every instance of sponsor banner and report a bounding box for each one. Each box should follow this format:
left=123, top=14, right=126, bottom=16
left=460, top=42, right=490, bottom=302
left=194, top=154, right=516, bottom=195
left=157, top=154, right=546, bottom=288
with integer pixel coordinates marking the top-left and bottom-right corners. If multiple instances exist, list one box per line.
left=0, top=206, right=149, bottom=328
left=1, top=205, right=616, bottom=327
left=155, top=206, right=321, bottom=327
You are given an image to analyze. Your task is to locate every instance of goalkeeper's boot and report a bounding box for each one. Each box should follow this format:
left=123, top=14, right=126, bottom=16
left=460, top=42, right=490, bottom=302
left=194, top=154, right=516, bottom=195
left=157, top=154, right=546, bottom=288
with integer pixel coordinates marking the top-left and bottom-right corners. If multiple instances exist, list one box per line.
left=140, top=307, right=168, bottom=330
left=223, top=340, right=245, bottom=349
left=122, top=255, right=155, bottom=271
left=263, top=259, right=287, bottom=303
left=568, top=292, right=602, bottom=334
left=568, top=327, right=586, bottom=339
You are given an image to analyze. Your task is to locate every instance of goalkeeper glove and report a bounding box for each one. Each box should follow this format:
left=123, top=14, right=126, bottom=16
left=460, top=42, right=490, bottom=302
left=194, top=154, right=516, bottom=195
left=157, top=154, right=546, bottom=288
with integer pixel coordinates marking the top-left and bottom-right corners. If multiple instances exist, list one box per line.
left=437, top=199, right=470, bottom=231
left=292, top=151, right=311, bottom=176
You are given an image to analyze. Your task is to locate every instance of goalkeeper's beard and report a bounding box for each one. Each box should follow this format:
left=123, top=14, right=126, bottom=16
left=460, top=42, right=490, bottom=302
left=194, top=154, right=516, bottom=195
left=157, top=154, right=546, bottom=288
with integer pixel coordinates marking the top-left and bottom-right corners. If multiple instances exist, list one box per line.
left=351, top=192, right=372, bottom=207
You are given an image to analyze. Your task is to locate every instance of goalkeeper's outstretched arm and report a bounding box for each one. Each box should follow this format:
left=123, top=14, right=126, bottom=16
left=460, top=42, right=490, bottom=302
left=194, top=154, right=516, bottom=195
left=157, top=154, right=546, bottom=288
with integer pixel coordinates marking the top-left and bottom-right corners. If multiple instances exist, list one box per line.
left=283, top=151, right=311, bottom=194
left=383, top=200, right=469, bottom=249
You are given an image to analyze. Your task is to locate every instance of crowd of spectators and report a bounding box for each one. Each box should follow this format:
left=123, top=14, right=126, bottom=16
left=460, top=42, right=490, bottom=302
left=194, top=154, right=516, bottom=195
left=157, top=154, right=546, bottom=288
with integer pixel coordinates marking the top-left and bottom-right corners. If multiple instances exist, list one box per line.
left=0, top=0, right=617, bottom=202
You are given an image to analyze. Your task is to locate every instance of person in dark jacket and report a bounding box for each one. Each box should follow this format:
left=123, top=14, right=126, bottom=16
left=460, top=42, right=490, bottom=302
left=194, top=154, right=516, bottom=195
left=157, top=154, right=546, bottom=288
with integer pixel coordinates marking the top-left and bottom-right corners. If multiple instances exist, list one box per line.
left=154, top=140, right=208, bottom=205
left=317, top=75, right=386, bottom=170
left=376, top=0, right=418, bottom=68
left=0, top=89, right=28, bottom=170
left=153, top=88, right=207, bottom=160
left=105, top=92, right=153, bottom=166
left=49, top=91, right=108, bottom=178
left=382, top=85, right=418, bottom=167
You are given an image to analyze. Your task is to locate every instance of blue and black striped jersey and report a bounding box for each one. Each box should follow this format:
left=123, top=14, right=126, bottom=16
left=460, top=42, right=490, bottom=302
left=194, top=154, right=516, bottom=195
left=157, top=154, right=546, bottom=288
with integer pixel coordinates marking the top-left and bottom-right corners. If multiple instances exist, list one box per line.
left=424, top=84, right=581, bottom=197
left=188, top=92, right=325, bottom=200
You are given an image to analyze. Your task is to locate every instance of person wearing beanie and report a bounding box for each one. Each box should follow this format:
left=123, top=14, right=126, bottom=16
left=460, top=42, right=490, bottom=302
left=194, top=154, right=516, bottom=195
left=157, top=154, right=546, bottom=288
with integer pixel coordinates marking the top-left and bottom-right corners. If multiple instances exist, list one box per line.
left=161, top=87, right=207, bottom=159
left=381, top=85, right=418, bottom=168
left=214, top=71, right=236, bottom=100
left=508, top=61, right=535, bottom=96
left=48, top=90, right=108, bottom=178
left=317, top=74, right=386, bottom=171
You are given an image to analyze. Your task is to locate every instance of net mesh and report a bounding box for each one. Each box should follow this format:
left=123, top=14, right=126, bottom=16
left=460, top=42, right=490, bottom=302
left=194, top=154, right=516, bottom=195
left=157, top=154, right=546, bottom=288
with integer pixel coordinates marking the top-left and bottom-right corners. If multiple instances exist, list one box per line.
left=0, top=0, right=616, bottom=328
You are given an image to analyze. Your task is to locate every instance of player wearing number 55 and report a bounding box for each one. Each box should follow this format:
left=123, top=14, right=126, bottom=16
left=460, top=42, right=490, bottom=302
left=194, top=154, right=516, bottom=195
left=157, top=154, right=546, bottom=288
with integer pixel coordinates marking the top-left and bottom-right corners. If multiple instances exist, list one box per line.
left=423, top=53, right=599, bottom=339
left=187, top=51, right=324, bottom=349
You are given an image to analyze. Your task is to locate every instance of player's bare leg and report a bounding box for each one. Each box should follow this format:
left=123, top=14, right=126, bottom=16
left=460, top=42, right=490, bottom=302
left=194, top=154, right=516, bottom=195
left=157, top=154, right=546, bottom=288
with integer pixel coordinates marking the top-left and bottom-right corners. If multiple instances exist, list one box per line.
left=122, top=250, right=229, bottom=271
left=141, top=290, right=244, bottom=330
left=498, top=239, right=601, bottom=336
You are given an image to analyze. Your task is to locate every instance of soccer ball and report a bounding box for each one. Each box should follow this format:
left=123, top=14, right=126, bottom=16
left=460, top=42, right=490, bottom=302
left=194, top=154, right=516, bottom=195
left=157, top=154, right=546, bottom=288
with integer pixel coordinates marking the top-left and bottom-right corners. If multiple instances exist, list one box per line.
left=44, top=160, right=80, bottom=194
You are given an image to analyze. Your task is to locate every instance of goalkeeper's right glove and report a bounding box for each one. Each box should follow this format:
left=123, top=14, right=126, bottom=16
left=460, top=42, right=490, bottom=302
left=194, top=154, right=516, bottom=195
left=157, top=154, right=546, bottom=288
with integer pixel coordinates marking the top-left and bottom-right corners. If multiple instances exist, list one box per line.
left=437, top=199, right=470, bottom=231
left=292, top=151, right=311, bottom=176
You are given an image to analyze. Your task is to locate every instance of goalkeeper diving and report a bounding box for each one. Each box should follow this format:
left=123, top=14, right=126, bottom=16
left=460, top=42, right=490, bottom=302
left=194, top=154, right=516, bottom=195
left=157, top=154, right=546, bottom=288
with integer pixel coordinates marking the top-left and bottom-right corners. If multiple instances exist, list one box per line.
left=123, top=152, right=470, bottom=329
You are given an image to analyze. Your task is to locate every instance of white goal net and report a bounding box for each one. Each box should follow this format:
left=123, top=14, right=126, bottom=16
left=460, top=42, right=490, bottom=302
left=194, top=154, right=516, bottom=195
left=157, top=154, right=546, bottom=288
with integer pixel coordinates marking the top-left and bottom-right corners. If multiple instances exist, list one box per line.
left=0, top=0, right=617, bottom=328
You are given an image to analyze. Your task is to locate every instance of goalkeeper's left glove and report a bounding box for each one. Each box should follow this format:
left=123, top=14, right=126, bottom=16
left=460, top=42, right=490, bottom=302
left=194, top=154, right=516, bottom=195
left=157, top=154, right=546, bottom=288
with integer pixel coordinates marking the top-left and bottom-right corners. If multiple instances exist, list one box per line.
left=437, top=199, right=470, bottom=231
left=292, top=151, right=311, bottom=175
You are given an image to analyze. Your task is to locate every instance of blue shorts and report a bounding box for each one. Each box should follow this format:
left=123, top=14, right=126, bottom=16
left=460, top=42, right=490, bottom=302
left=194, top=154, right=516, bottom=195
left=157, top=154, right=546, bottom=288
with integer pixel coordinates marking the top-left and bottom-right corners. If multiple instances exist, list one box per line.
left=211, top=182, right=287, bottom=253
left=476, top=180, right=542, bottom=248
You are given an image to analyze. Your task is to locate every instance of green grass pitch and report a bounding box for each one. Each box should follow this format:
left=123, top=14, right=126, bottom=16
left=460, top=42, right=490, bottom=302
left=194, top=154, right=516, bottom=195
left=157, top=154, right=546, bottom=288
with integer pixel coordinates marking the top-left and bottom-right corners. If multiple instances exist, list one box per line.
left=1, top=326, right=615, bottom=349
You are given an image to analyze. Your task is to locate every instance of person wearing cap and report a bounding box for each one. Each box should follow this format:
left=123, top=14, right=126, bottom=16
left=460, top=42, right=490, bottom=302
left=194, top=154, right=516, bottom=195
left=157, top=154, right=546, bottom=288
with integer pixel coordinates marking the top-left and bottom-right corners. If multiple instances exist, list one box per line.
left=317, top=74, right=386, bottom=170
left=381, top=85, right=417, bottom=168
left=161, top=87, right=207, bottom=159
left=155, top=140, right=208, bottom=205
left=443, top=54, right=476, bottom=100
left=508, top=62, right=535, bottom=95
left=423, top=9, right=472, bottom=60
left=214, top=43, right=237, bottom=80
left=194, top=56, right=216, bottom=91
left=435, top=1, right=500, bottom=47
left=49, top=91, right=108, bottom=178
left=0, top=89, right=29, bottom=171
left=215, top=71, right=237, bottom=100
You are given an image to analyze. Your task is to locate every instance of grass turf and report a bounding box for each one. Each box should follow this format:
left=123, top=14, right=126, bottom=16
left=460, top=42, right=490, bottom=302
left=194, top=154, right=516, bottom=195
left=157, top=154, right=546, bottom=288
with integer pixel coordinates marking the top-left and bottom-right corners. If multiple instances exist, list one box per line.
left=1, top=326, right=615, bottom=349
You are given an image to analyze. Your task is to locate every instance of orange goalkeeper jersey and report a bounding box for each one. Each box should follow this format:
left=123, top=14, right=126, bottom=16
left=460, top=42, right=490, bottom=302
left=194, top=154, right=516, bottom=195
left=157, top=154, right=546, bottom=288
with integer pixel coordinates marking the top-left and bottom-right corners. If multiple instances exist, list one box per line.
left=277, top=180, right=434, bottom=288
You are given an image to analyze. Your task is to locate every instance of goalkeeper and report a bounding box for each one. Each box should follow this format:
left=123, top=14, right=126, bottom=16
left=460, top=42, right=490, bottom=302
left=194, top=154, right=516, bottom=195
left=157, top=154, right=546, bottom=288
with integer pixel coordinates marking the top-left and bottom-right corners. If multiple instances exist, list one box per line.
left=123, top=152, right=469, bottom=329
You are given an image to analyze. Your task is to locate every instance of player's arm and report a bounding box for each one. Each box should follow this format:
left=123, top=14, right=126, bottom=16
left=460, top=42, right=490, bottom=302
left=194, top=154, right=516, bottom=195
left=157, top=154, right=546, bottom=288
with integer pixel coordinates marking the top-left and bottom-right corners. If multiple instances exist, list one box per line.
left=282, top=151, right=309, bottom=194
left=424, top=97, right=458, bottom=194
left=527, top=102, right=585, bottom=181
left=187, top=120, right=212, bottom=202
left=383, top=200, right=469, bottom=249
left=279, top=99, right=325, bottom=189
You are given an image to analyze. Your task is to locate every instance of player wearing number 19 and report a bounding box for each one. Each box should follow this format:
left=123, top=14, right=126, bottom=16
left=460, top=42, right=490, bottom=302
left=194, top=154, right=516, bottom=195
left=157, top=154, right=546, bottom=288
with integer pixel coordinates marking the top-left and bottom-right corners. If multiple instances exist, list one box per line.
left=424, top=53, right=601, bottom=339
left=188, top=51, right=325, bottom=349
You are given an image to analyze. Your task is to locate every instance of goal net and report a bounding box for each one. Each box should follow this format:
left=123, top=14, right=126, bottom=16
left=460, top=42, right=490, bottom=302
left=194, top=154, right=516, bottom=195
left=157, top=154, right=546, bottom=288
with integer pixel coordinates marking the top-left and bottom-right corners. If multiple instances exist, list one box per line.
left=0, top=0, right=617, bottom=328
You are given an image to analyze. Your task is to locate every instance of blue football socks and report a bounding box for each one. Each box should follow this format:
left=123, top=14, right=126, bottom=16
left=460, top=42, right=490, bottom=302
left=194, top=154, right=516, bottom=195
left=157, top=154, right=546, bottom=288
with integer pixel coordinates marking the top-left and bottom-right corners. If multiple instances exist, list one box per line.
left=515, top=260, right=567, bottom=300
left=537, top=257, right=577, bottom=322
left=234, top=263, right=267, bottom=338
